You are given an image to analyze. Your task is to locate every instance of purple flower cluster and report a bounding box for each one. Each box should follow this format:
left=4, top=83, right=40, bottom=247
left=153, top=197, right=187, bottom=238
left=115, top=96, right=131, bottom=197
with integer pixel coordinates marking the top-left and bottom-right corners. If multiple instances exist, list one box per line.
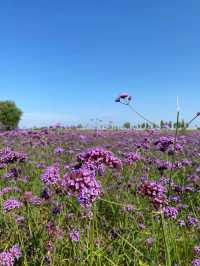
left=155, top=159, right=172, bottom=172
left=54, top=146, right=64, bottom=154
left=0, top=186, right=20, bottom=196
left=177, top=219, right=186, bottom=227
left=192, top=259, right=200, bottom=266
left=194, top=246, right=200, bottom=256
left=0, top=245, right=21, bottom=266
left=3, top=199, right=23, bottom=212
left=192, top=244, right=200, bottom=266
left=3, top=167, right=19, bottom=180
left=41, top=164, right=61, bottom=187
left=0, top=147, right=26, bottom=168
left=154, top=136, right=183, bottom=155
left=138, top=179, right=167, bottom=209
left=154, top=136, right=174, bottom=152
left=77, top=147, right=122, bottom=170
left=187, top=216, right=199, bottom=228
left=145, top=237, right=155, bottom=248
left=163, top=206, right=178, bottom=219
left=69, top=229, right=80, bottom=242
left=124, top=152, right=142, bottom=165
left=64, top=167, right=101, bottom=208
left=115, top=92, right=132, bottom=104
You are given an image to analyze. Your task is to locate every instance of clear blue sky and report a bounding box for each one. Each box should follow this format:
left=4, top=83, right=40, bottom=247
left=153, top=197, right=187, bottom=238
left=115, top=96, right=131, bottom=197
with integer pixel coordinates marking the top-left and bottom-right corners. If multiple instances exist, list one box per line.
left=0, top=0, right=200, bottom=127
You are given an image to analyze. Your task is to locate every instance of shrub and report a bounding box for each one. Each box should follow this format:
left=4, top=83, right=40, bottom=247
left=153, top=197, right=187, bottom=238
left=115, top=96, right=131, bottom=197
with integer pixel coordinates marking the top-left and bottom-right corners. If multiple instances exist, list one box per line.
left=0, top=101, right=22, bottom=130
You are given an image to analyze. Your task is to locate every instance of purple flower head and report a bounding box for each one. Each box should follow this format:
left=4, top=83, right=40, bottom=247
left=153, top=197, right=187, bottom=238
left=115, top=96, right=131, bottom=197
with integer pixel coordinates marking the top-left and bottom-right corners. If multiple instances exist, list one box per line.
left=163, top=206, right=178, bottom=219
left=52, top=206, right=61, bottom=215
left=115, top=92, right=132, bottom=105
left=13, top=214, right=25, bottom=224
left=54, top=147, right=64, bottom=154
left=187, top=174, right=200, bottom=184
left=3, top=199, right=23, bottom=213
left=192, top=259, right=200, bottom=266
left=0, top=187, right=20, bottom=196
left=69, top=229, right=80, bottom=242
left=0, top=252, right=14, bottom=266
left=47, top=241, right=54, bottom=252
left=0, top=245, right=21, bottom=266
left=124, top=152, right=142, bottom=165
left=145, top=237, right=155, bottom=248
left=119, top=92, right=129, bottom=99
left=169, top=195, right=180, bottom=203
left=187, top=216, right=199, bottom=227
left=0, top=147, right=26, bottom=167
left=155, top=159, right=172, bottom=172
left=177, top=219, right=186, bottom=227
left=41, top=164, right=61, bottom=187
left=194, top=246, right=200, bottom=256
left=154, top=136, right=174, bottom=152
left=196, top=166, right=200, bottom=173
left=9, top=245, right=22, bottom=260
left=138, top=179, right=167, bottom=209
left=123, top=204, right=136, bottom=213
left=77, top=147, right=122, bottom=170
left=3, top=168, right=19, bottom=180
left=41, top=187, right=50, bottom=200
left=37, top=162, right=45, bottom=169
left=64, top=166, right=101, bottom=208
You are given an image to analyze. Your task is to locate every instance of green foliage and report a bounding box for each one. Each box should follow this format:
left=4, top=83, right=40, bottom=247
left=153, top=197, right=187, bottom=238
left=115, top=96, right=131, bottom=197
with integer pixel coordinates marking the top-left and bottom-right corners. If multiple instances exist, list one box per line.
left=123, top=121, right=131, bottom=129
left=0, top=100, right=22, bottom=130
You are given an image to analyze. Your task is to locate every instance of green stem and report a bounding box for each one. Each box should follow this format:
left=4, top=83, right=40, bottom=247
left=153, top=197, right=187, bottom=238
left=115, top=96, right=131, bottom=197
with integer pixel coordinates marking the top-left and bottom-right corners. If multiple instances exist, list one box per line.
left=168, top=111, right=179, bottom=196
left=160, top=212, right=171, bottom=266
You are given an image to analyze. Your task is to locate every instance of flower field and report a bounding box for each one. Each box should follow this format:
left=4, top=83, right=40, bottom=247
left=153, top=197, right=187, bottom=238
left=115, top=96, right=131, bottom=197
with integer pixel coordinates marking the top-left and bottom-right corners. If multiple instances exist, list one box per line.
left=0, top=127, right=200, bottom=265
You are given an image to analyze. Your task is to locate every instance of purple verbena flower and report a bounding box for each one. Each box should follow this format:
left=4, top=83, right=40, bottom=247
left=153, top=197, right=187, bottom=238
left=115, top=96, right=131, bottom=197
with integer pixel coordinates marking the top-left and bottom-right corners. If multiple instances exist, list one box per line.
left=41, top=164, right=61, bottom=187
left=194, top=246, right=200, bottom=256
left=54, top=147, right=64, bottom=154
left=69, top=229, right=80, bottom=242
left=77, top=147, right=122, bottom=170
left=138, top=179, right=167, bottom=209
left=0, top=252, right=14, bottom=266
left=3, top=199, right=23, bottom=213
left=9, top=245, right=22, bottom=260
left=163, top=206, right=178, bottom=219
left=192, top=258, right=200, bottom=266
left=64, top=166, right=101, bottom=208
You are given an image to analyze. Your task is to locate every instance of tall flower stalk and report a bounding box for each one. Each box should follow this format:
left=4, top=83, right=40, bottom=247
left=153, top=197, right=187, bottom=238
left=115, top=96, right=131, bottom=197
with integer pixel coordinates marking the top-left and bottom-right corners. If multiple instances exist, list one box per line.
left=115, top=93, right=158, bottom=127
left=168, top=97, right=180, bottom=195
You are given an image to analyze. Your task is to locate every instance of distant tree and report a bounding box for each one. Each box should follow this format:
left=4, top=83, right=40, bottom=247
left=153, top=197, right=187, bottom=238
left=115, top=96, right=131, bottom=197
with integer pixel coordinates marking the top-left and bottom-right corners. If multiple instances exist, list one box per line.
left=145, top=123, right=150, bottom=129
left=77, top=123, right=83, bottom=128
left=180, top=119, right=185, bottom=129
left=141, top=123, right=146, bottom=129
left=160, top=120, right=164, bottom=128
left=123, top=122, right=131, bottom=129
left=168, top=121, right=172, bottom=129
left=0, top=101, right=22, bottom=130
left=173, top=121, right=181, bottom=129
